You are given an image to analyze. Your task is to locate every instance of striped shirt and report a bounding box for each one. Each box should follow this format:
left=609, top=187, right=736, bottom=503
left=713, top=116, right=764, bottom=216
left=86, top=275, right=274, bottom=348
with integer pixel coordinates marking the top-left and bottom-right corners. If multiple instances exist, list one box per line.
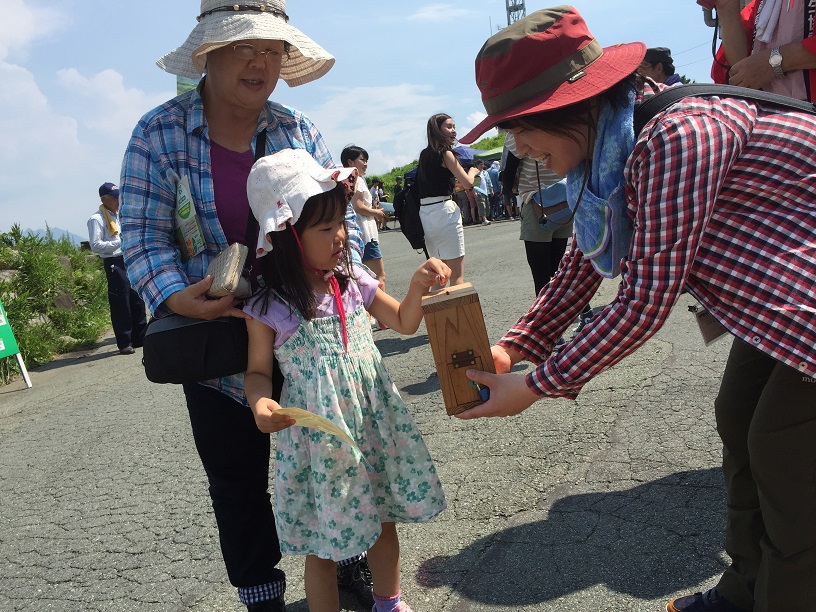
left=120, top=83, right=363, bottom=404
left=499, top=95, right=816, bottom=398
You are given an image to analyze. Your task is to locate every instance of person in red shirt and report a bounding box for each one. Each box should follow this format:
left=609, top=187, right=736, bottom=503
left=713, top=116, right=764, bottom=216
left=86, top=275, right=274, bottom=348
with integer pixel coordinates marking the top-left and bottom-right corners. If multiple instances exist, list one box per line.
left=711, top=0, right=816, bottom=100
left=458, top=7, right=816, bottom=612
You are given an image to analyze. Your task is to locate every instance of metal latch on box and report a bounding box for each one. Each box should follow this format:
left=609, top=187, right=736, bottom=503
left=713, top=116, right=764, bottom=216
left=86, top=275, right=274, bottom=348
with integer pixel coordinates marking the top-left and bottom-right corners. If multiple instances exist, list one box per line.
left=450, top=350, right=477, bottom=369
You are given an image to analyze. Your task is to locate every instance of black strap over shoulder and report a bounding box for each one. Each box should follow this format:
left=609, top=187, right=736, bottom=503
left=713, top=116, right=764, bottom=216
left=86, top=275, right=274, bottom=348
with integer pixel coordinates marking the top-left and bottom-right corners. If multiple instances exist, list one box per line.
left=634, top=84, right=816, bottom=135
left=243, top=130, right=267, bottom=267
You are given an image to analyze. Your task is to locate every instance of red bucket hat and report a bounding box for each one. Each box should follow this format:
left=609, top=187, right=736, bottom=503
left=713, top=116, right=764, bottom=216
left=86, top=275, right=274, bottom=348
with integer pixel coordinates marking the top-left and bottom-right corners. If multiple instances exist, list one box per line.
left=459, top=5, right=645, bottom=144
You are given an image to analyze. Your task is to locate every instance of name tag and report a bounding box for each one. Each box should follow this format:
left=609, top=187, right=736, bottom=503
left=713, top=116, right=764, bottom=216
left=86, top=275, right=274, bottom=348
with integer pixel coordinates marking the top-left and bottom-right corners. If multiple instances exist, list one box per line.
left=688, top=304, right=729, bottom=346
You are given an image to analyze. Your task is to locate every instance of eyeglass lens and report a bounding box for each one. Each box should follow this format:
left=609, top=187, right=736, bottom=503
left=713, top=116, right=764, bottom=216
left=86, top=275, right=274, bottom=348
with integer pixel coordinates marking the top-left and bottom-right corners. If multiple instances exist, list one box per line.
left=232, top=44, right=277, bottom=60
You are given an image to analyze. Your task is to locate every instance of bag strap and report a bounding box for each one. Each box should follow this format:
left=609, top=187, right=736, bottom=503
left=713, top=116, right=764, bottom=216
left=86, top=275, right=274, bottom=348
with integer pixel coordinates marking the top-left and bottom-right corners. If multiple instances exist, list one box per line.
left=634, top=84, right=816, bottom=135
left=409, top=181, right=430, bottom=260
left=243, top=129, right=267, bottom=270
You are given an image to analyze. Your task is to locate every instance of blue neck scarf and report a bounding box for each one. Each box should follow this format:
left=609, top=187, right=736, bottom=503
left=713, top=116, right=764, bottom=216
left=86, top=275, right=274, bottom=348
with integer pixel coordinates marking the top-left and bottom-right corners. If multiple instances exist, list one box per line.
left=566, top=89, right=636, bottom=278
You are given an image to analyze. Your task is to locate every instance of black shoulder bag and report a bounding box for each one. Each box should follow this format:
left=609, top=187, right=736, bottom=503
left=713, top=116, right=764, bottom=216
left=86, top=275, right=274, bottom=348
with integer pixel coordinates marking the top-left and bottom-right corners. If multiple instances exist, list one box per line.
left=141, top=131, right=266, bottom=385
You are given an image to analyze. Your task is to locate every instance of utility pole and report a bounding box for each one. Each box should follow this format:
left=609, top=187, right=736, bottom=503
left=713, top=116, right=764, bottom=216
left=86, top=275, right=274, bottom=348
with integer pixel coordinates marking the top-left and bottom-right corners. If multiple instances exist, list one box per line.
left=506, top=0, right=526, bottom=26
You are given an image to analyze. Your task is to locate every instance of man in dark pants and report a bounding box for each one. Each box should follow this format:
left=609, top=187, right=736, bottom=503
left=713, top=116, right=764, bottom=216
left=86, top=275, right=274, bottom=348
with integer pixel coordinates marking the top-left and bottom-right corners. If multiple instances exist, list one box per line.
left=87, top=182, right=146, bottom=355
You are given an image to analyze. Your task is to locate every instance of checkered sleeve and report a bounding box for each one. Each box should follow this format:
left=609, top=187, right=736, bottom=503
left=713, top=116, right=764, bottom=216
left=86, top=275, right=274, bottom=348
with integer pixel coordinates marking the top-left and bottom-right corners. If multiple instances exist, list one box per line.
left=510, top=105, right=750, bottom=398
left=498, top=239, right=602, bottom=365
left=120, top=117, right=189, bottom=316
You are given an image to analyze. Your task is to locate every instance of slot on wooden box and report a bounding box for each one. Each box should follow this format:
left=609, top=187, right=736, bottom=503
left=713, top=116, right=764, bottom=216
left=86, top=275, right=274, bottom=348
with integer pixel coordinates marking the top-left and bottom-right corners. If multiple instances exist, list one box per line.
left=421, top=283, right=494, bottom=415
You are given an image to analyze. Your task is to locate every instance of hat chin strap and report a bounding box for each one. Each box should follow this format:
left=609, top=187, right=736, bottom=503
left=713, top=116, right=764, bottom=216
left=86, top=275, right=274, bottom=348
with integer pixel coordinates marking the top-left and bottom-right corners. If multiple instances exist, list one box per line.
left=289, top=224, right=348, bottom=351
left=197, top=4, right=289, bottom=23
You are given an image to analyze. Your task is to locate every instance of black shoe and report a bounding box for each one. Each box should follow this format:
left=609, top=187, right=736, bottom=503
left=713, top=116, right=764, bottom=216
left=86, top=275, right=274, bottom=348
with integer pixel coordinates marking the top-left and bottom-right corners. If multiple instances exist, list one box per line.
left=666, top=588, right=744, bottom=612
left=247, top=596, right=285, bottom=612
left=336, top=557, right=374, bottom=607
left=119, top=346, right=135, bottom=355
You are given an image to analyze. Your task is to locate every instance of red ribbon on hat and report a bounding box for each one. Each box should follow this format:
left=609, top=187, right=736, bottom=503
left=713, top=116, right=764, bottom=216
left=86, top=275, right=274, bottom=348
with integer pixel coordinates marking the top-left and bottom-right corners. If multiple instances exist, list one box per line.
left=289, top=225, right=347, bottom=351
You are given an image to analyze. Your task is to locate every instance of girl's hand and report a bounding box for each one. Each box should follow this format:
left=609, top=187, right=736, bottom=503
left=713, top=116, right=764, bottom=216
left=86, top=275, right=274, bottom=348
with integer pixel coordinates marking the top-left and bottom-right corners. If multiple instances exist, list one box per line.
left=368, top=258, right=450, bottom=334
left=251, top=398, right=297, bottom=433
left=456, top=370, right=539, bottom=419
left=491, top=344, right=515, bottom=374
left=412, top=257, right=451, bottom=292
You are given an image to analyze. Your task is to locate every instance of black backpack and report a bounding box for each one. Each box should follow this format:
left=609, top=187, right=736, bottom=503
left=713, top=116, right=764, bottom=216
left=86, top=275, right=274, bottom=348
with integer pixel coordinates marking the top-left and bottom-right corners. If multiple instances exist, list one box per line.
left=393, top=180, right=429, bottom=258
left=634, top=84, right=816, bottom=135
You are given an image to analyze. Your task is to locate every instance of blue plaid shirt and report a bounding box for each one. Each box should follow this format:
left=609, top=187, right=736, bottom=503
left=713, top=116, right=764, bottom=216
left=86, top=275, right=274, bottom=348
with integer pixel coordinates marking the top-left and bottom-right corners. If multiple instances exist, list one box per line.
left=120, top=82, right=363, bottom=404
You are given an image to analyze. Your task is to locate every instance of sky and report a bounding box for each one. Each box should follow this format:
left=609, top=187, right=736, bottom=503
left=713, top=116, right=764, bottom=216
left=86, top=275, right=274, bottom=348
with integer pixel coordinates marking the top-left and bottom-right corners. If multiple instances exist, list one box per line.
left=1, top=0, right=721, bottom=238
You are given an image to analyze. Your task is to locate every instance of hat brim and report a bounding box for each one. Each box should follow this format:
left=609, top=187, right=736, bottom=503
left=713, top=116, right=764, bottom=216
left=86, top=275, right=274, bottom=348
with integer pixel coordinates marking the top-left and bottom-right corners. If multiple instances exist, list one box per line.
left=460, top=42, right=645, bottom=144
left=252, top=159, right=357, bottom=257
left=156, top=14, right=334, bottom=87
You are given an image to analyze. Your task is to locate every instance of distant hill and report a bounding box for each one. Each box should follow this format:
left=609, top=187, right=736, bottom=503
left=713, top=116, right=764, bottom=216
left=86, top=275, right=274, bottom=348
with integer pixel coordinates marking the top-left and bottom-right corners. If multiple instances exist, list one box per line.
left=23, top=227, right=87, bottom=245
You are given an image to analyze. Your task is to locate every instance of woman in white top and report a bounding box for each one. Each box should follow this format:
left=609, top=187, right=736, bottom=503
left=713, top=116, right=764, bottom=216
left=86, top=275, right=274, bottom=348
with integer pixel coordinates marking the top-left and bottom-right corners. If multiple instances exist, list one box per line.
left=416, top=113, right=480, bottom=286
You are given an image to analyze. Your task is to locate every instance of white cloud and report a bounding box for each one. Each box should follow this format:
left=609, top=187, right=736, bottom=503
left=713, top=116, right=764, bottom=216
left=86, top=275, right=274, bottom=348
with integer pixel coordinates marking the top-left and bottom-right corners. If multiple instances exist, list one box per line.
left=294, top=83, right=500, bottom=175
left=303, top=83, right=455, bottom=174
left=0, top=60, right=86, bottom=196
left=57, top=68, right=171, bottom=141
left=0, top=58, right=172, bottom=235
left=408, top=4, right=472, bottom=22
left=0, top=0, right=66, bottom=60
left=463, top=110, right=497, bottom=141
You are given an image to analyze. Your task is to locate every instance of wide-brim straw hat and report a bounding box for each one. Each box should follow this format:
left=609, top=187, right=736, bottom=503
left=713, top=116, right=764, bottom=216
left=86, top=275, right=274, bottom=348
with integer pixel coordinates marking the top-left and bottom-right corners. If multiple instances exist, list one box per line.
left=459, top=5, right=645, bottom=144
left=156, top=0, right=334, bottom=87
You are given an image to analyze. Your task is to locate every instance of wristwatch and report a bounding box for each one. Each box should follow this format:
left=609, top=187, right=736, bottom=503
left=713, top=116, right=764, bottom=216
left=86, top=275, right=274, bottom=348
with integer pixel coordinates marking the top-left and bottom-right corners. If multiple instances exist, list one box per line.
left=769, top=47, right=785, bottom=79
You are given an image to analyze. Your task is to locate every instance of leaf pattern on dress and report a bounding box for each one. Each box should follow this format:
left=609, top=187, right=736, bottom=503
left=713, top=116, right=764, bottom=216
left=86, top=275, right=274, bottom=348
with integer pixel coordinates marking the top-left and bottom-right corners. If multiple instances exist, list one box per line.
left=267, top=296, right=446, bottom=561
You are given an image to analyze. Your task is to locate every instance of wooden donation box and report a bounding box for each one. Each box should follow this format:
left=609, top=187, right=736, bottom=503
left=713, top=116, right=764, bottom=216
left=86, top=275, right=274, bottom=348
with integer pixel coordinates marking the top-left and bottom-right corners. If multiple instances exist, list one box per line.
left=421, top=283, right=495, bottom=415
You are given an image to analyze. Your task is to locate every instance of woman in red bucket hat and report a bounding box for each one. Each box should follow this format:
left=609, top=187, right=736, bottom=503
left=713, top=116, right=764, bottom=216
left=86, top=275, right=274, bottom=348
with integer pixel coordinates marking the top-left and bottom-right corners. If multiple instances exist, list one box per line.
left=458, top=6, right=816, bottom=612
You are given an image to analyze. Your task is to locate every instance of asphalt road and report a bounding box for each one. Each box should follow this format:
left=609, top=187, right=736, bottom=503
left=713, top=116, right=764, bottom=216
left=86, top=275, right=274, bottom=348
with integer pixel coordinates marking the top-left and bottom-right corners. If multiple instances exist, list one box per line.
left=0, top=219, right=734, bottom=611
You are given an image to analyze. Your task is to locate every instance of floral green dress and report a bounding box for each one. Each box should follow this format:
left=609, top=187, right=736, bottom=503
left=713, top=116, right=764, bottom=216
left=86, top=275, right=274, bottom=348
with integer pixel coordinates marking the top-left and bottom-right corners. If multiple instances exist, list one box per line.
left=272, top=289, right=446, bottom=561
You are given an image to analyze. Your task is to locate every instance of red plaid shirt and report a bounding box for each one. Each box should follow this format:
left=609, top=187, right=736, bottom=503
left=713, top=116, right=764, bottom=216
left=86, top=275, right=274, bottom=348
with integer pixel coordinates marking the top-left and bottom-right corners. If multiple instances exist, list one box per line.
left=500, top=95, right=816, bottom=398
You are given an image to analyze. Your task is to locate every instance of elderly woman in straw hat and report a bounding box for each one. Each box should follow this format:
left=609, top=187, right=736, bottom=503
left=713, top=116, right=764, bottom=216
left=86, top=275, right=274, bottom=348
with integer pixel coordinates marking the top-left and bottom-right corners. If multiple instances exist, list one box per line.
left=119, top=2, right=372, bottom=611
left=458, top=6, right=816, bottom=612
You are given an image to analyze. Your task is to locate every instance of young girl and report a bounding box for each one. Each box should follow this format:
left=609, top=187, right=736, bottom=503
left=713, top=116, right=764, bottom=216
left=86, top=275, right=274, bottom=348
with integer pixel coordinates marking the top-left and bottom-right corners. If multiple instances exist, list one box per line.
left=243, top=148, right=448, bottom=612
left=416, top=113, right=480, bottom=287
left=341, top=144, right=388, bottom=330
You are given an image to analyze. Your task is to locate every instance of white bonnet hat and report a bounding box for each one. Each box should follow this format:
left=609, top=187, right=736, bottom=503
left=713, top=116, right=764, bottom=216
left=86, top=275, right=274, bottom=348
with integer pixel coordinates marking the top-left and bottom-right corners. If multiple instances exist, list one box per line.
left=247, top=148, right=357, bottom=257
left=156, top=0, right=334, bottom=86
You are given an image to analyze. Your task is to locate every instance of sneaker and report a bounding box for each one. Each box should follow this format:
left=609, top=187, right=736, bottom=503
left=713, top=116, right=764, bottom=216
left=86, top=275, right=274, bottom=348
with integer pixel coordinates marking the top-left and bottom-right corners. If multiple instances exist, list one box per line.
left=370, top=602, right=413, bottom=612
left=481, top=219, right=491, bottom=226
left=119, top=346, right=135, bottom=355
left=572, top=305, right=602, bottom=335
left=337, top=558, right=374, bottom=607
left=666, top=588, right=745, bottom=612
left=247, top=596, right=286, bottom=611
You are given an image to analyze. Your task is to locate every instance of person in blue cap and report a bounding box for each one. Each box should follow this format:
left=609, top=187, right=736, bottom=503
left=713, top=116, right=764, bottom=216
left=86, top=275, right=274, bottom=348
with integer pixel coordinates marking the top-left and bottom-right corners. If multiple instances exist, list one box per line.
left=87, top=182, right=147, bottom=355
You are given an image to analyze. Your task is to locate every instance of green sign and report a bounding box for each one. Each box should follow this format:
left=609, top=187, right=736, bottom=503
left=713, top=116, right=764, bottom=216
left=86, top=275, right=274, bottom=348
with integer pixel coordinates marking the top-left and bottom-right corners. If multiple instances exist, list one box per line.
left=0, top=299, right=20, bottom=359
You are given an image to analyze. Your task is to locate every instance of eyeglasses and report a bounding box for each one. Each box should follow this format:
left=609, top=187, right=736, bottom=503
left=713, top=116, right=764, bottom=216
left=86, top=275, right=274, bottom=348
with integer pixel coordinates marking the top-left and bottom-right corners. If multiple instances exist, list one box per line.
left=230, top=43, right=282, bottom=61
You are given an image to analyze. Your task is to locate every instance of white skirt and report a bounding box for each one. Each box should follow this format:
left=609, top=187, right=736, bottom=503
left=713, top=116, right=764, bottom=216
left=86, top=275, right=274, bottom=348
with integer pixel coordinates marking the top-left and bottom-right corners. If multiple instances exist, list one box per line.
left=419, top=198, right=465, bottom=260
